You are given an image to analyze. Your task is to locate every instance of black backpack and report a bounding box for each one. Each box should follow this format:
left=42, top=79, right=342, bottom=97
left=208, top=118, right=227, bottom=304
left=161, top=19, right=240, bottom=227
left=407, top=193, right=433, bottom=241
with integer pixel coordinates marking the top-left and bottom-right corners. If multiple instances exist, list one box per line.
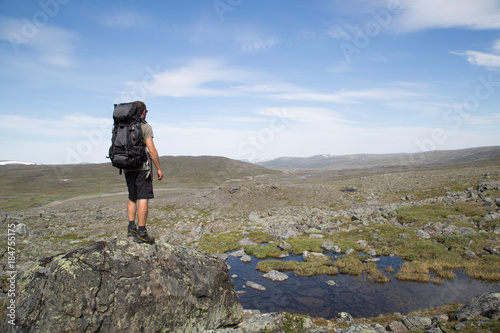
left=108, top=103, right=147, bottom=172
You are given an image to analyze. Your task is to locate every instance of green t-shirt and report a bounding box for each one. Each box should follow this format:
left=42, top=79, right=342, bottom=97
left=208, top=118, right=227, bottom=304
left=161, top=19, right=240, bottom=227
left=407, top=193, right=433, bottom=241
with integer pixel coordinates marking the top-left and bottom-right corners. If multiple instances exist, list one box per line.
left=124, top=122, right=153, bottom=173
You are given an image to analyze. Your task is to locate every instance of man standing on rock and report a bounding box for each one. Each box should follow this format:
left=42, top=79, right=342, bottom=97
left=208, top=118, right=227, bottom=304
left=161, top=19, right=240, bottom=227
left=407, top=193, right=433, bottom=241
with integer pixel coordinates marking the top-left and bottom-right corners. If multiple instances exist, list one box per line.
left=124, top=101, right=163, bottom=244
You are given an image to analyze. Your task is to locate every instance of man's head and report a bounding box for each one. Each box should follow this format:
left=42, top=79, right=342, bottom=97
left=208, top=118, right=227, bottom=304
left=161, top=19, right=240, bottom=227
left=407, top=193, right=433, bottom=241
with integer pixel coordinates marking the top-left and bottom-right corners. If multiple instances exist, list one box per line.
left=134, top=101, right=147, bottom=118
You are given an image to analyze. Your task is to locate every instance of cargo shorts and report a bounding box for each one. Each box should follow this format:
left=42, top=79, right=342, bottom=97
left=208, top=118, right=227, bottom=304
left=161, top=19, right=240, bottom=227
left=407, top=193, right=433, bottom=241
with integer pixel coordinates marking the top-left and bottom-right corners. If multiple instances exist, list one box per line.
left=125, top=170, right=154, bottom=201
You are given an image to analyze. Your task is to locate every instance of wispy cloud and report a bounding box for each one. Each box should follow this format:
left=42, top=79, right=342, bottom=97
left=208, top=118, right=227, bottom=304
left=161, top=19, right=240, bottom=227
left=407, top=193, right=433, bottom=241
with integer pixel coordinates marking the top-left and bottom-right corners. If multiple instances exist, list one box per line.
left=272, top=87, right=423, bottom=104
left=256, top=106, right=352, bottom=124
left=0, top=16, right=77, bottom=67
left=452, top=39, right=500, bottom=70
left=121, top=58, right=259, bottom=97
left=458, top=51, right=500, bottom=69
left=388, top=0, right=500, bottom=32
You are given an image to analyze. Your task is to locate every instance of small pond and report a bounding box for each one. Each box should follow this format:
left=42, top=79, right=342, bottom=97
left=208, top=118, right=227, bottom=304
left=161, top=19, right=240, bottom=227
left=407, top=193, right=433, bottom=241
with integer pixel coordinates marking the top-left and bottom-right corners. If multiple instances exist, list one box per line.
left=227, top=253, right=499, bottom=319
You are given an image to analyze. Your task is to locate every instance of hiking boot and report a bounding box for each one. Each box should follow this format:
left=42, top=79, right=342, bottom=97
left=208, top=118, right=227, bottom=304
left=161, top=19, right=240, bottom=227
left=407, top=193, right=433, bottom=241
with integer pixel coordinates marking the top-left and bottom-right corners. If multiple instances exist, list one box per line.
left=127, top=224, right=137, bottom=237
left=134, top=229, right=155, bottom=245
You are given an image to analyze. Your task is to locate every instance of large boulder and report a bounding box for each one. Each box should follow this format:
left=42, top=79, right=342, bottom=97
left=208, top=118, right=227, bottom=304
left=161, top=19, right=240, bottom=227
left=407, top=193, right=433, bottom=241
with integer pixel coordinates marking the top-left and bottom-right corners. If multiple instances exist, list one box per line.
left=452, top=291, right=500, bottom=321
left=2, top=238, right=243, bottom=333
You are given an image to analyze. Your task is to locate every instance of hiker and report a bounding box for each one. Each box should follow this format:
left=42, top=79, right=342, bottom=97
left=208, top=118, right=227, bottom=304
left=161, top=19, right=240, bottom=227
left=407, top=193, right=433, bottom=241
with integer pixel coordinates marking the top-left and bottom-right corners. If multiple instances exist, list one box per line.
left=124, top=101, right=163, bottom=244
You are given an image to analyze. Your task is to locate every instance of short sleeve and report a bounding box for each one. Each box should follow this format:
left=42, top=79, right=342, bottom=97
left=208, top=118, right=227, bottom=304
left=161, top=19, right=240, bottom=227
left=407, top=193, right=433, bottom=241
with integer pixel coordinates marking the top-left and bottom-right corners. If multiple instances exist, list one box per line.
left=142, top=123, right=153, bottom=139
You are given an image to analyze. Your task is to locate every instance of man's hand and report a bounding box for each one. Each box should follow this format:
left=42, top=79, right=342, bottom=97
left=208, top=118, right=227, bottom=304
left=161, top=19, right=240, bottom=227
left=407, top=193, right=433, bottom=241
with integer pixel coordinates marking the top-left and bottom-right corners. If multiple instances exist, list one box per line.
left=157, top=169, right=164, bottom=180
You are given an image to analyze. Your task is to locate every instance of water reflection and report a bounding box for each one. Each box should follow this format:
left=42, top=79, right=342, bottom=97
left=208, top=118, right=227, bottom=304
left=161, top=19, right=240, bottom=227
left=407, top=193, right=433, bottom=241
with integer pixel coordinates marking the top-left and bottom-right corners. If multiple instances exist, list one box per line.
left=227, top=254, right=499, bottom=319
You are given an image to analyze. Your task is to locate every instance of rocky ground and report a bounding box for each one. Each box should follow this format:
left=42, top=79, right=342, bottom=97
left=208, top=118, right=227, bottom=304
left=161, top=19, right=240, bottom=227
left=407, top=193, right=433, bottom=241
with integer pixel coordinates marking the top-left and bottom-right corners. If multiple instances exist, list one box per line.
left=1, top=164, right=500, bottom=332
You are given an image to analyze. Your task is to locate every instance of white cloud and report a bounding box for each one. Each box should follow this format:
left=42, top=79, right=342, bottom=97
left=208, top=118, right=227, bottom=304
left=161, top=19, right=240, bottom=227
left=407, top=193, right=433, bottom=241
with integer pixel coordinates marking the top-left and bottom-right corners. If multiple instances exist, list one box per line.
left=0, top=16, right=77, bottom=67
left=459, top=51, right=500, bottom=69
left=0, top=114, right=113, bottom=164
left=452, top=39, right=500, bottom=70
left=272, top=87, right=423, bottom=103
left=388, top=0, right=500, bottom=32
left=121, top=58, right=259, bottom=98
left=461, top=113, right=500, bottom=126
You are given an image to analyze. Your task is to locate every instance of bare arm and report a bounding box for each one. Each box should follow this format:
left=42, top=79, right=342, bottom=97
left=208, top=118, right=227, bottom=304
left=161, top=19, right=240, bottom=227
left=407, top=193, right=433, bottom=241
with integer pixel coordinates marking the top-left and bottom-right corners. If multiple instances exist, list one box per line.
left=145, top=137, right=163, bottom=180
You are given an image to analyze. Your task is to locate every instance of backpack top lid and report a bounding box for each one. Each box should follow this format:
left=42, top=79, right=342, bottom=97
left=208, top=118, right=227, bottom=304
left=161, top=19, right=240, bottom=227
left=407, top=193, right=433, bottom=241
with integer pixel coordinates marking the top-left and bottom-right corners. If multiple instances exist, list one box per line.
left=113, top=102, right=141, bottom=124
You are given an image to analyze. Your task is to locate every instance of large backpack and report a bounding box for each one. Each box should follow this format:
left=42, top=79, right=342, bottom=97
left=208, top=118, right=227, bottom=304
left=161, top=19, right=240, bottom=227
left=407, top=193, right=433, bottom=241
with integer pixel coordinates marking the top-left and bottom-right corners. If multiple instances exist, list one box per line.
left=108, top=102, right=147, bottom=172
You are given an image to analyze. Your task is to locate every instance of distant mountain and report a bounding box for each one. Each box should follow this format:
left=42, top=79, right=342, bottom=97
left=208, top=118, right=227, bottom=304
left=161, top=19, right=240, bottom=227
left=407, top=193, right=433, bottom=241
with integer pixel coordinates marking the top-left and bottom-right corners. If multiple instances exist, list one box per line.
left=256, top=146, right=500, bottom=170
left=0, top=160, right=41, bottom=166
left=159, top=155, right=281, bottom=184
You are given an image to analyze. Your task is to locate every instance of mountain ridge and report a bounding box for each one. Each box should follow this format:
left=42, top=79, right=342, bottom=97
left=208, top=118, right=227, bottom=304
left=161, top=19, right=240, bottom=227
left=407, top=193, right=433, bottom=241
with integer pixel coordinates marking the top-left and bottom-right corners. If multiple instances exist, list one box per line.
left=256, top=146, right=500, bottom=169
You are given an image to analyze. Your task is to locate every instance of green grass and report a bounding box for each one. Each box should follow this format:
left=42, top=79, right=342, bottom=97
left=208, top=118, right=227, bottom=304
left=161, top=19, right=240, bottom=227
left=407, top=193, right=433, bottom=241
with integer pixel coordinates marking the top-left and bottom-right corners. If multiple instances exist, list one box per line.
left=395, top=202, right=495, bottom=227
left=334, top=255, right=390, bottom=283
left=256, top=258, right=338, bottom=277
left=244, top=243, right=288, bottom=259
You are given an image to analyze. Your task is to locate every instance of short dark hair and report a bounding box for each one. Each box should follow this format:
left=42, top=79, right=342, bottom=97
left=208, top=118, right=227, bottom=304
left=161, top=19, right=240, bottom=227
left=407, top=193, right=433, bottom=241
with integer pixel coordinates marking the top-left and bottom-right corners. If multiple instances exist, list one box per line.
left=134, top=101, right=146, bottom=112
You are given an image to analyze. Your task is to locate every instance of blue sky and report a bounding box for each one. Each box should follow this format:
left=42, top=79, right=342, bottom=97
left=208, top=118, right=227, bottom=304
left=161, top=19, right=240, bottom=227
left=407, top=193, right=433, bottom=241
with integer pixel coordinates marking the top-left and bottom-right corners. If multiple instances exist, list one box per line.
left=1, top=0, right=500, bottom=164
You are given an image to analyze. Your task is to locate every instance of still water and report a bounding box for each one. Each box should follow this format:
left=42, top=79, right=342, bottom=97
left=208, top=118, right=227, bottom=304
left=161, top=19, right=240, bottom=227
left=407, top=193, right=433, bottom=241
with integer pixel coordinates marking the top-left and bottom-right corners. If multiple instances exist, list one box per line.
left=227, top=254, right=499, bottom=319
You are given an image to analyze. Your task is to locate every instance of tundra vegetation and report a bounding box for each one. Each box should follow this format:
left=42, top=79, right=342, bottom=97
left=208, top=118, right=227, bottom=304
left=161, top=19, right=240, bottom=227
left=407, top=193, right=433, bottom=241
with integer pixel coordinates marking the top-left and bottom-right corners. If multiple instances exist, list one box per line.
left=1, top=150, right=500, bottom=331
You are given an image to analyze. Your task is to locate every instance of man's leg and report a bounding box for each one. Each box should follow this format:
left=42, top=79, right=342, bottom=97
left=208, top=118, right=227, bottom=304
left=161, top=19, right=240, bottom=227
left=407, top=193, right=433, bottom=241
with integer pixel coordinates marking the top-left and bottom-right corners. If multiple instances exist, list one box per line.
left=127, top=199, right=138, bottom=237
left=128, top=199, right=137, bottom=222
left=137, top=199, right=149, bottom=227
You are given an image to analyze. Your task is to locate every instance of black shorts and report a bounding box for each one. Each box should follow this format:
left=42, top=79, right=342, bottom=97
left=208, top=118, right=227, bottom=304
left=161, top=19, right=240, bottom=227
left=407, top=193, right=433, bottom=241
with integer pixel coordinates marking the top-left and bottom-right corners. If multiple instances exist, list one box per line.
left=125, top=170, right=154, bottom=201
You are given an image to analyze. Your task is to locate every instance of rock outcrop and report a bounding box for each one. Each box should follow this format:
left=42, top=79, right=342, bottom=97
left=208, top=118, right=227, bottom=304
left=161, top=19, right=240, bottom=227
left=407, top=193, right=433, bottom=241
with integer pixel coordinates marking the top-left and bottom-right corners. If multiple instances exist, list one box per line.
left=452, top=291, right=500, bottom=321
left=2, top=238, right=243, bottom=333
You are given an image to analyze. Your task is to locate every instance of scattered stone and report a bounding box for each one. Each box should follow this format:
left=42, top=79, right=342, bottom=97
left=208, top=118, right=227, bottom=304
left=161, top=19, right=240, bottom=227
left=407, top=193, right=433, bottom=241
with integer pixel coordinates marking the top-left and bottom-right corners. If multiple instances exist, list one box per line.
left=278, top=240, right=292, bottom=250
left=338, top=324, right=376, bottom=332
left=246, top=281, right=266, bottom=291
left=484, top=246, right=500, bottom=255
left=433, top=314, right=449, bottom=322
left=363, top=257, right=380, bottom=262
left=303, top=251, right=330, bottom=262
left=309, top=234, right=324, bottom=239
left=402, top=316, right=432, bottom=330
left=416, top=230, right=431, bottom=239
left=386, top=320, right=408, bottom=332
left=238, top=237, right=258, bottom=246
left=442, top=225, right=476, bottom=236
left=263, top=270, right=289, bottom=282
left=371, top=322, right=386, bottom=333
left=399, top=233, right=411, bottom=239
left=240, top=255, right=252, bottom=263
left=320, top=241, right=335, bottom=251
left=229, top=250, right=245, bottom=258
left=277, top=229, right=297, bottom=240
left=248, top=212, right=260, bottom=222
left=356, top=240, right=368, bottom=247
left=14, top=223, right=29, bottom=236
left=229, top=185, right=242, bottom=194
left=366, top=248, right=377, bottom=256
left=345, top=248, right=355, bottom=255
left=335, top=312, right=354, bottom=324
left=325, top=280, right=338, bottom=287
